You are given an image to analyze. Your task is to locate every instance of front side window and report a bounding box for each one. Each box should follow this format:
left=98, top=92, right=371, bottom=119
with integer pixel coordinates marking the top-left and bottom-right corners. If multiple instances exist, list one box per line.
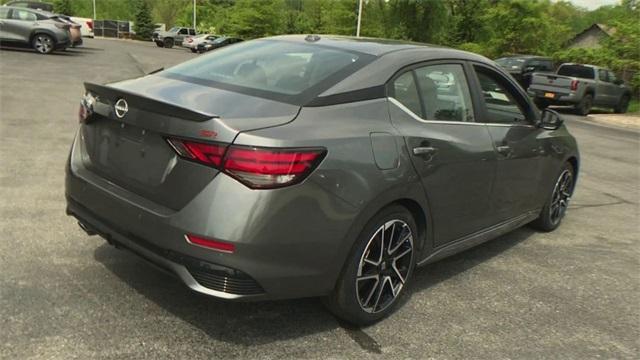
left=414, top=64, right=474, bottom=122
left=607, top=71, right=618, bottom=84
left=188, top=29, right=195, bottom=35
left=11, top=9, right=37, bottom=21
left=179, top=28, right=188, bottom=35
left=391, top=72, right=422, bottom=116
left=474, top=66, right=527, bottom=123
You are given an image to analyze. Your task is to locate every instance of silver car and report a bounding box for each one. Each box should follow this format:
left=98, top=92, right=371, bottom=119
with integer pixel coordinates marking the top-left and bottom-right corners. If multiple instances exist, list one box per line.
left=0, top=6, right=70, bottom=54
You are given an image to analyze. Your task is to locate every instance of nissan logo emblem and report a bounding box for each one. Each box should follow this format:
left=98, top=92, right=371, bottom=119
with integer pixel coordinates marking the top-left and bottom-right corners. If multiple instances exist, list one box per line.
left=114, top=98, right=128, bottom=119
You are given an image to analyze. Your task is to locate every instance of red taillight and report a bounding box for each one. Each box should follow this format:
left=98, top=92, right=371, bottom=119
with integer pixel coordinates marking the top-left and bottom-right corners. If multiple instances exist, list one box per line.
left=185, top=234, right=235, bottom=253
left=166, top=138, right=325, bottom=189
left=78, top=104, right=87, bottom=123
left=570, top=80, right=579, bottom=91
left=87, top=20, right=93, bottom=30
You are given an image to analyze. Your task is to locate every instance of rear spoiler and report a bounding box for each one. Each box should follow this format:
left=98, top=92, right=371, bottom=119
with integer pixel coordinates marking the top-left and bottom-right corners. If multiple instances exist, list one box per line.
left=84, top=82, right=217, bottom=122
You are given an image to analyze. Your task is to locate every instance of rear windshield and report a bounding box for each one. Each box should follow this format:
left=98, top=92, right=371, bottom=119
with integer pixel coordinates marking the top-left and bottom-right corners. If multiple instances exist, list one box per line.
left=557, top=65, right=595, bottom=79
left=161, top=39, right=373, bottom=104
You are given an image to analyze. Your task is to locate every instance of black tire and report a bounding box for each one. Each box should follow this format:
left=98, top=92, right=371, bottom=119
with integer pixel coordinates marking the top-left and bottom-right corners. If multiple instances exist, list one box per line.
left=155, top=41, right=164, bottom=48
left=534, top=99, right=549, bottom=110
left=614, top=95, right=630, bottom=114
left=32, top=33, right=55, bottom=54
left=530, top=162, right=575, bottom=232
left=190, top=48, right=197, bottom=53
left=325, top=204, right=417, bottom=326
left=163, top=38, right=174, bottom=48
left=575, top=94, right=593, bottom=116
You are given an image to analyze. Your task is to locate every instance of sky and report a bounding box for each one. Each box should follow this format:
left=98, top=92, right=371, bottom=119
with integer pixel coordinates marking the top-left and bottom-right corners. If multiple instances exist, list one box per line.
left=565, top=0, right=621, bottom=10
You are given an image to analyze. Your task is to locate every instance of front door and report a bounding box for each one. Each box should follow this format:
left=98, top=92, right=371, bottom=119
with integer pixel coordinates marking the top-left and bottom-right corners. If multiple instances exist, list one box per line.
left=388, top=62, right=497, bottom=247
left=471, top=64, right=543, bottom=223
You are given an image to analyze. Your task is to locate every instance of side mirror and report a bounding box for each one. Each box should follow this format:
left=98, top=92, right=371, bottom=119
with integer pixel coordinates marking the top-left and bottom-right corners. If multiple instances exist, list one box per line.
left=538, top=109, right=564, bottom=130
left=614, top=79, right=624, bottom=86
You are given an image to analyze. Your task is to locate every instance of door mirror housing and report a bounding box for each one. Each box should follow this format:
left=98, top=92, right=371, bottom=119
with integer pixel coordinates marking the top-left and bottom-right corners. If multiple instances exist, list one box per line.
left=538, top=109, right=564, bottom=130
left=613, top=79, right=624, bottom=85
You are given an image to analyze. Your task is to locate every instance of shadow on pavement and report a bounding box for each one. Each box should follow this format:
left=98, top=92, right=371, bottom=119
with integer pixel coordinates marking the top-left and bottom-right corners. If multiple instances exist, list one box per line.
left=0, top=45, right=82, bottom=56
left=92, top=225, right=537, bottom=344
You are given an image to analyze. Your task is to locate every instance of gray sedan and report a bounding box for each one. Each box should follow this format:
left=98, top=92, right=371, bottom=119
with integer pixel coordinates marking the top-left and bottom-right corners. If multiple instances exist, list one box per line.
left=67, top=35, right=579, bottom=325
left=0, top=6, right=70, bottom=54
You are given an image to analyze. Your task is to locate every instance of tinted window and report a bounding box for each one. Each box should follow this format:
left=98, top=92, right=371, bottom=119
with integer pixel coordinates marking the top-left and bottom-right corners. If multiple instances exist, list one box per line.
left=189, top=29, right=195, bottom=35
left=475, top=67, right=526, bottom=123
left=414, top=64, right=474, bottom=122
left=179, top=28, right=188, bottom=34
left=557, top=65, right=595, bottom=79
left=528, top=59, right=553, bottom=71
left=598, top=69, right=608, bottom=81
left=11, top=9, right=37, bottom=21
left=392, top=72, right=422, bottom=116
left=164, top=40, right=365, bottom=97
left=496, top=58, right=525, bottom=70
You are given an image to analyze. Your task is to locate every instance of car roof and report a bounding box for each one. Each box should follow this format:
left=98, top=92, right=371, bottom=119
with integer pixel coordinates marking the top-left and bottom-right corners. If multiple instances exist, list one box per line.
left=266, top=34, right=493, bottom=63
left=4, top=5, right=53, bottom=15
left=497, top=55, right=551, bottom=60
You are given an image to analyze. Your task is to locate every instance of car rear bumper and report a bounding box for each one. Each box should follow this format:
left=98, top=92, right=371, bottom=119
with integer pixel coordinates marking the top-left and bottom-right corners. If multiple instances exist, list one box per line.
left=528, top=89, right=580, bottom=104
left=65, top=131, right=358, bottom=301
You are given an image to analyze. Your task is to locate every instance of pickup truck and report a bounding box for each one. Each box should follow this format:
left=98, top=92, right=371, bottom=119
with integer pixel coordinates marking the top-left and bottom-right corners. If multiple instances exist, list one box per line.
left=152, top=26, right=196, bottom=48
left=528, top=63, right=632, bottom=115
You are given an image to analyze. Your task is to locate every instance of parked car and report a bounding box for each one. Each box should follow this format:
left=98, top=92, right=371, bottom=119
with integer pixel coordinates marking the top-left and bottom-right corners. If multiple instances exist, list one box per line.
left=182, top=33, right=218, bottom=53
left=528, top=63, right=632, bottom=115
left=70, top=16, right=93, bottom=38
left=55, top=15, right=81, bottom=47
left=3, top=0, right=53, bottom=12
left=152, top=26, right=196, bottom=48
left=68, top=35, right=579, bottom=325
left=196, top=36, right=242, bottom=53
left=495, top=55, right=554, bottom=89
left=0, top=6, right=70, bottom=54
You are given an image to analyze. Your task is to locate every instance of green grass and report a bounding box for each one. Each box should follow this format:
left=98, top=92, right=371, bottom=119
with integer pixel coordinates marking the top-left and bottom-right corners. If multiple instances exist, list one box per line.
left=628, top=99, right=640, bottom=114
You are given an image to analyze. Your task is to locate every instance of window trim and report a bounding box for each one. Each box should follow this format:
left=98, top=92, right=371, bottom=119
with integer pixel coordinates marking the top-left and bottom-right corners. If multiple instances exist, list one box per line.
left=469, top=62, right=537, bottom=126
left=386, top=59, right=480, bottom=124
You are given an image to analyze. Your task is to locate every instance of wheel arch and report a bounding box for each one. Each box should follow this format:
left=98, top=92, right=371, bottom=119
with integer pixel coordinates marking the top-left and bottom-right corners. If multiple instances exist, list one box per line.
left=29, top=29, right=57, bottom=45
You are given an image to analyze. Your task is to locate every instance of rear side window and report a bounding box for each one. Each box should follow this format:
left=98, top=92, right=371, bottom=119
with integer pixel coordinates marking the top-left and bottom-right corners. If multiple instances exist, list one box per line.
left=414, top=64, right=474, bottom=122
left=11, top=9, right=37, bottom=21
left=0, top=8, right=9, bottom=19
left=598, top=69, right=608, bottom=81
left=179, top=28, right=188, bottom=35
left=391, top=72, right=422, bottom=116
left=163, top=40, right=368, bottom=99
left=558, top=65, right=595, bottom=79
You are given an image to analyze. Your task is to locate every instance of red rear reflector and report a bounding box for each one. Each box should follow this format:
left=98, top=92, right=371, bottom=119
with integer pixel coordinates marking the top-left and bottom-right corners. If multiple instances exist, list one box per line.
left=185, top=234, right=235, bottom=253
left=570, top=80, right=579, bottom=91
left=166, top=138, right=325, bottom=189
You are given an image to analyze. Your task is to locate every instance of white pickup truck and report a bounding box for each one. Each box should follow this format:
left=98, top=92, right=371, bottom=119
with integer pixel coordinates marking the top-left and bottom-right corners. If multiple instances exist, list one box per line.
left=528, top=63, right=631, bottom=115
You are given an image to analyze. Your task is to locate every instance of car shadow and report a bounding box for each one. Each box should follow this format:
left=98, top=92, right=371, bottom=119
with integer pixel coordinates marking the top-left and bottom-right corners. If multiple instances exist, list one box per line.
left=407, top=227, right=535, bottom=297
left=0, top=45, right=82, bottom=56
left=93, top=225, right=537, bottom=341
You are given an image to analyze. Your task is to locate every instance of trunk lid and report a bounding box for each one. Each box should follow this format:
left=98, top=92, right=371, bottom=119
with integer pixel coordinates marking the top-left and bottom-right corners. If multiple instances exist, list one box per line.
left=80, top=76, right=300, bottom=210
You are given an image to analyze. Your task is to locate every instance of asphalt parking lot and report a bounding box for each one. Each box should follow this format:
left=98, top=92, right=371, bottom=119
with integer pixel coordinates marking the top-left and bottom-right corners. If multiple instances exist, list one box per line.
left=1, top=38, right=638, bottom=359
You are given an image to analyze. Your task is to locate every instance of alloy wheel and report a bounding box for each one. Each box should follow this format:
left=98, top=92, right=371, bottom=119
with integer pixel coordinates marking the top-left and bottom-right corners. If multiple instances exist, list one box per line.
left=356, top=219, right=413, bottom=314
left=550, top=169, right=573, bottom=225
left=34, top=35, right=52, bottom=54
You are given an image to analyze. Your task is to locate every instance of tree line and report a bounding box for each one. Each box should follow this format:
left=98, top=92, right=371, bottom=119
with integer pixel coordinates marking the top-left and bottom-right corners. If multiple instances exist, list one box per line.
left=3, top=0, right=636, bottom=90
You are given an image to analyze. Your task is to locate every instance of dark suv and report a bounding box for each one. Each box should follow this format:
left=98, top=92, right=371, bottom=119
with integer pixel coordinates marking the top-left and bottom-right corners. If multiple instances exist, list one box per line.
left=496, top=55, right=554, bottom=89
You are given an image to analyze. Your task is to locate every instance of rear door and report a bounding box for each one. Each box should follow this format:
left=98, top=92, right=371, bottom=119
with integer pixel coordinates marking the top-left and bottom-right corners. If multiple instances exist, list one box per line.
left=388, top=61, right=497, bottom=246
left=470, top=64, right=544, bottom=223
